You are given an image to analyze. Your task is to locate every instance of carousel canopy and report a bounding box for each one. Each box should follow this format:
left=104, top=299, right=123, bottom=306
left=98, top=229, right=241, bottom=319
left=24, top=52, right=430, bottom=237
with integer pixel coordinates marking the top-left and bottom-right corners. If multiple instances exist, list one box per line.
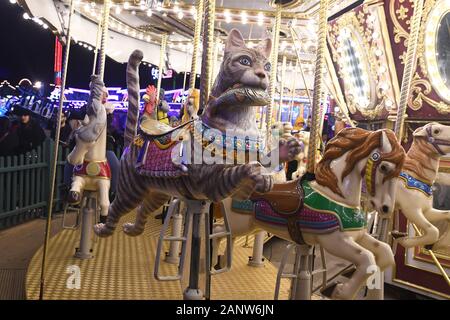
left=18, top=0, right=359, bottom=90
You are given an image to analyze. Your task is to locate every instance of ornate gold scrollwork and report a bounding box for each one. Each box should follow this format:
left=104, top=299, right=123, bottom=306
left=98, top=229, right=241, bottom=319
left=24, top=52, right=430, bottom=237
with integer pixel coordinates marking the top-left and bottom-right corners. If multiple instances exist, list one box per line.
left=329, top=7, right=392, bottom=119
left=393, top=0, right=450, bottom=114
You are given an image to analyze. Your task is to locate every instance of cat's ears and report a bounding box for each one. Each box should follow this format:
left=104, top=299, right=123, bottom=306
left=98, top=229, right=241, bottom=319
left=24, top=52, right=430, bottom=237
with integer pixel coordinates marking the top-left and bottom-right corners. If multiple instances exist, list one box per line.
left=225, top=29, right=246, bottom=54
left=255, top=38, right=272, bottom=59
left=225, top=28, right=272, bottom=58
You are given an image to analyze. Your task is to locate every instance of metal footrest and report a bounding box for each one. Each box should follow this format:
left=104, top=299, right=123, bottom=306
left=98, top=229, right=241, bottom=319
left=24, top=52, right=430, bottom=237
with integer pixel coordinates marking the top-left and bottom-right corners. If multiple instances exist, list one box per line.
left=154, top=199, right=190, bottom=281
left=62, top=202, right=81, bottom=230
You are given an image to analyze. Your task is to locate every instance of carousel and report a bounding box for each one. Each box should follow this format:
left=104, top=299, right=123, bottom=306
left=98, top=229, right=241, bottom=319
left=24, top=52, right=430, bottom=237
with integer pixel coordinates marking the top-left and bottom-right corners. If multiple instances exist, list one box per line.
left=8, top=0, right=450, bottom=300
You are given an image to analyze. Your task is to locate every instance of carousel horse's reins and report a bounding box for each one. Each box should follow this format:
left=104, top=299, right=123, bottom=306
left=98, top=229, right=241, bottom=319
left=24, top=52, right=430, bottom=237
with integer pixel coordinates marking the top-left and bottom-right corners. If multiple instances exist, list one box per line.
left=426, top=125, right=450, bottom=155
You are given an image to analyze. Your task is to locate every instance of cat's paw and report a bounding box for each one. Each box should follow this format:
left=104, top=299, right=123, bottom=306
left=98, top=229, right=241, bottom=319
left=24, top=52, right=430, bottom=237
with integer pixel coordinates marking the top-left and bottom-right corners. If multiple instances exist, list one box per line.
left=123, top=223, right=144, bottom=236
left=279, top=137, right=302, bottom=163
left=93, top=223, right=115, bottom=238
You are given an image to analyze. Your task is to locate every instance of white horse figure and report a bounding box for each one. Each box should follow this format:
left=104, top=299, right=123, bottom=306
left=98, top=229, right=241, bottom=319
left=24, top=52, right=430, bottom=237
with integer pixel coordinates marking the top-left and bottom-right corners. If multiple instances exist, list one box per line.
left=66, top=75, right=111, bottom=220
left=392, top=122, right=450, bottom=250
left=215, top=127, right=406, bottom=300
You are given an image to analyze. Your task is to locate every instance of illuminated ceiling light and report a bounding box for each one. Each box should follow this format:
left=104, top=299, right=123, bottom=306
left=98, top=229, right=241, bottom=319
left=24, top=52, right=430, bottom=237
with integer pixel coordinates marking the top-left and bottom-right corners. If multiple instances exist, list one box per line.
left=177, top=11, right=184, bottom=20
left=173, top=4, right=180, bottom=13
left=123, top=2, right=130, bottom=10
left=43, top=23, right=48, bottom=29
left=23, top=12, right=30, bottom=20
left=190, top=6, right=196, bottom=16
left=147, top=9, right=152, bottom=17
left=115, top=6, right=122, bottom=14
left=241, top=11, right=248, bottom=25
left=257, top=12, right=264, bottom=26
left=34, top=81, right=42, bottom=89
left=9, top=0, right=17, bottom=4
left=224, top=9, right=231, bottom=24
left=156, top=2, right=162, bottom=11
left=90, top=1, right=96, bottom=8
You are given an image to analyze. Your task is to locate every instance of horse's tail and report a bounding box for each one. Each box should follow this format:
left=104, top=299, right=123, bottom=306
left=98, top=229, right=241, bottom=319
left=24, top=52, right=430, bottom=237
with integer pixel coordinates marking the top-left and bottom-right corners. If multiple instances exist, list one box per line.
left=124, top=50, right=143, bottom=147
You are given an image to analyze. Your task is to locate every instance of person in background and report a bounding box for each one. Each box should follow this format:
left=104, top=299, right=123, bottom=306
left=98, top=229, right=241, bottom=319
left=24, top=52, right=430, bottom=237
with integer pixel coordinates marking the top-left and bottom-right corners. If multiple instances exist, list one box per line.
left=0, top=116, right=19, bottom=157
left=50, top=111, right=72, bottom=147
left=13, top=107, right=46, bottom=154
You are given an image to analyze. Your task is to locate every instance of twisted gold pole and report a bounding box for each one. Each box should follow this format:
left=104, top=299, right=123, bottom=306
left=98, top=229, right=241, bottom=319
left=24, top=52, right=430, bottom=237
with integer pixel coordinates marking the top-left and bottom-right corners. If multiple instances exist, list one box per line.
left=199, top=0, right=215, bottom=110
left=157, top=33, right=168, bottom=104
left=97, top=0, right=111, bottom=81
left=39, top=0, right=75, bottom=300
left=266, top=5, right=282, bottom=146
left=307, top=0, right=329, bottom=174
left=394, top=0, right=424, bottom=140
left=189, top=0, right=204, bottom=90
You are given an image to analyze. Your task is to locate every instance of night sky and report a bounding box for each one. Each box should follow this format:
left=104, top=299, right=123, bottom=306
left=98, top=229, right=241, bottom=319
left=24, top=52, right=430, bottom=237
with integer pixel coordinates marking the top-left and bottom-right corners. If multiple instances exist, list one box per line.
left=0, top=1, right=186, bottom=90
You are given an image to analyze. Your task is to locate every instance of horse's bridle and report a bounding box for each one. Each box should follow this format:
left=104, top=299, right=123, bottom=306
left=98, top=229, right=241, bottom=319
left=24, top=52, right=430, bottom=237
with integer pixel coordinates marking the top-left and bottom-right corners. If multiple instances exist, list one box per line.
left=364, top=151, right=381, bottom=197
left=426, top=125, right=450, bottom=155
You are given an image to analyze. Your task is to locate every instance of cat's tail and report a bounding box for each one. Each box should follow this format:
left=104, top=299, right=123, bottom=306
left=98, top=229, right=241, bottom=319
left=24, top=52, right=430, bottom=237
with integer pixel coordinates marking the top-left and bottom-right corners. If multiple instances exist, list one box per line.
left=124, top=50, right=143, bottom=147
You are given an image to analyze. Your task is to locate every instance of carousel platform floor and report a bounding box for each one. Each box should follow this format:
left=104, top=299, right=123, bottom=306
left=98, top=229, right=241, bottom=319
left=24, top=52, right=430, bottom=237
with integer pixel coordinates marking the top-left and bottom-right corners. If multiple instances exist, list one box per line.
left=25, top=211, right=321, bottom=300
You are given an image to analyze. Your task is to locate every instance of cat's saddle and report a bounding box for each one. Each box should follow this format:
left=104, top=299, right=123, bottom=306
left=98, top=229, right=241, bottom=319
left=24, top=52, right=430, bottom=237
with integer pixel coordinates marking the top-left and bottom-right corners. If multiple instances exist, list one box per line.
left=140, top=117, right=178, bottom=136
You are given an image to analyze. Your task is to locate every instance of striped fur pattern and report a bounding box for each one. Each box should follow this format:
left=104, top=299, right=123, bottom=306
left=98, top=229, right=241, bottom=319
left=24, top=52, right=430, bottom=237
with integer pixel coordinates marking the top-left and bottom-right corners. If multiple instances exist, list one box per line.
left=94, top=42, right=275, bottom=238
left=124, top=50, right=142, bottom=148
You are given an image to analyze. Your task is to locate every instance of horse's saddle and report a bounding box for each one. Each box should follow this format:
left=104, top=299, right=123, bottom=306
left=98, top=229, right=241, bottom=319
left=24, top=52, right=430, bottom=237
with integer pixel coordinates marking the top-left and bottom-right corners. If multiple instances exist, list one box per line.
left=250, top=179, right=303, bottom=215
left=251, top=179, right=305, bottom=244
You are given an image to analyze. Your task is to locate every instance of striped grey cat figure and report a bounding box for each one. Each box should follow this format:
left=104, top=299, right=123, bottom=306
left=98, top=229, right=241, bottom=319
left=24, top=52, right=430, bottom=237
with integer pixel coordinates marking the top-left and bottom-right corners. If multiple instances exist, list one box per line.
left=94, top=29, right=301, bottom=237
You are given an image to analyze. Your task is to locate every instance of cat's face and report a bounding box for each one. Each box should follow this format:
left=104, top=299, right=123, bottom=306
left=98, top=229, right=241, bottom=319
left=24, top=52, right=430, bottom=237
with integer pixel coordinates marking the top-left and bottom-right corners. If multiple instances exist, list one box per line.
left=214, top=29, right=272, bottom=96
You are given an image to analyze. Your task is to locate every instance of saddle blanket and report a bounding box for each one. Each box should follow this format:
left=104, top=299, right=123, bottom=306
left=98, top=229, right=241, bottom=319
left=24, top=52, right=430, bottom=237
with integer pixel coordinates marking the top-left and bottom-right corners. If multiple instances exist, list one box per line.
left=254, top=180, right=367, bottom=233
left=135, top=134, right=184, bottom=178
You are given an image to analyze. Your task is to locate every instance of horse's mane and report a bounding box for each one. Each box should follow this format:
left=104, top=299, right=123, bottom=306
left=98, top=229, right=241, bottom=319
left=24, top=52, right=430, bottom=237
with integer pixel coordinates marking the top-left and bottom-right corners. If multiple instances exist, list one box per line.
left=403, top=137, right=439, bottom=183
left=315, top=128, right=405, bottom=197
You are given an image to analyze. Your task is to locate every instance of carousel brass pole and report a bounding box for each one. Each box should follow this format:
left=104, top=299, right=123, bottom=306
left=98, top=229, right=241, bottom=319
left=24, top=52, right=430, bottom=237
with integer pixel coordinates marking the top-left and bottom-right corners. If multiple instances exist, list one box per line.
left=199, top=0, right=215, bottom=108
left=157, top=34, right=168, bottom=104
left=97, top=0, right=111, bottom=81
left=266, top=5, right=282, bottom=146
left=306, top=0, right=329, bottom=174
left=278, top=55, right=287, bottom=122
left=92, top=10, right=103, bottom=75
left=394, top=0, right=424, bottom=139
left=189, top=0, right=204, bottom=90
left=412, top=225, right=450, bottom=286
left=39, top=0, right=75, bottom=300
